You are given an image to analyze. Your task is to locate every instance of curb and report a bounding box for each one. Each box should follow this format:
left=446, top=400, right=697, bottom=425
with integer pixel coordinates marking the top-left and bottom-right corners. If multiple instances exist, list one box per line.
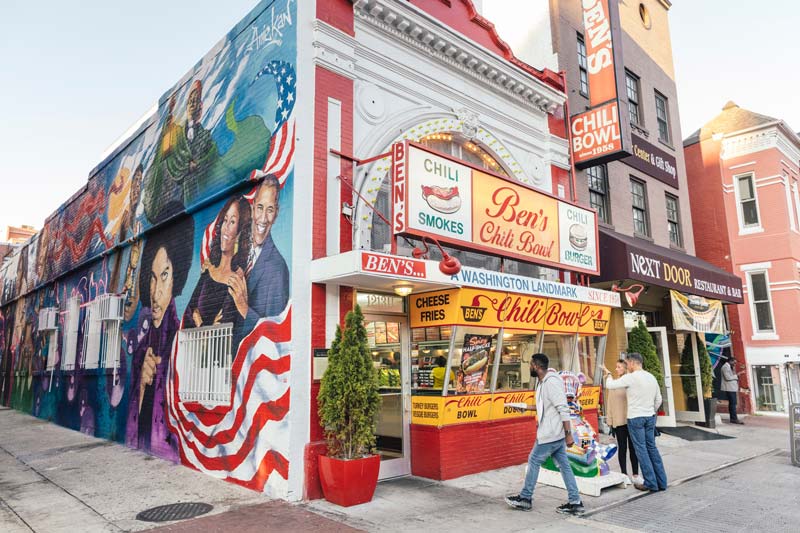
left=580, top=447, right=781, bottom=518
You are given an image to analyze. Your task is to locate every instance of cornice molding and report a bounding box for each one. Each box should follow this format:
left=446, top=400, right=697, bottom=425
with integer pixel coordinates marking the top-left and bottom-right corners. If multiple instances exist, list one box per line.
left=721, top=126, right=800, bottom=164
left=354, top=0, right=565, bottom=114
left=312, top=20, right=358, bottom=79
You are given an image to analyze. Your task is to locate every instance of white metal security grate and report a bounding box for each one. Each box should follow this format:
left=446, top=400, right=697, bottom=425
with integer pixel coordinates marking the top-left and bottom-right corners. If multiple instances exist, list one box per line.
left=177, top=323, right=234, bottom=406
left=80, top=294, right=124, bottom=370
left=62, top=296, right=82, bottom=370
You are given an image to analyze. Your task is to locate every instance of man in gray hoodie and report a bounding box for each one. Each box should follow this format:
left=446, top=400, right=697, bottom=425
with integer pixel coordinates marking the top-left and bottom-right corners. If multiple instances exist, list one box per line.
left=505, top=353, right=583, bottom=515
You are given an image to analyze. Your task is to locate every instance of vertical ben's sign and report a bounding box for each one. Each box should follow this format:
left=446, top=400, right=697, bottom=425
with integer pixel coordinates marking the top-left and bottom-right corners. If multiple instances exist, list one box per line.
left=570, top=0, right=630, bottom=169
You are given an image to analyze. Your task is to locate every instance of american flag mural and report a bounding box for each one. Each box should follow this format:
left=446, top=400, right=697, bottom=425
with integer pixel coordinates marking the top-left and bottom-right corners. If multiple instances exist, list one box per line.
left=166, top=307, right=292, bottom=495
left=200, top=60, right=296, bottom=266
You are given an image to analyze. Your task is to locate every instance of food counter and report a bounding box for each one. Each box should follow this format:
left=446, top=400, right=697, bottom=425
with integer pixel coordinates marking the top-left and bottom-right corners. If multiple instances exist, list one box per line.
left=408, top=287, right=608, bottom=480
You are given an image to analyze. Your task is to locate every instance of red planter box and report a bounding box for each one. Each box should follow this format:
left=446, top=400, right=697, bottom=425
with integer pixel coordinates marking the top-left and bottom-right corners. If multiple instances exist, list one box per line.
left=318, top=454, right=380, bottom=507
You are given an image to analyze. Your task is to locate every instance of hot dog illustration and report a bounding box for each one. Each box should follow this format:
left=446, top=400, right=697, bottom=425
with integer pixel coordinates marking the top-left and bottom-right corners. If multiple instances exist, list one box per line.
left=462, top=349, right=488, bottom=373
left=421, top=185, right=461, bottom=214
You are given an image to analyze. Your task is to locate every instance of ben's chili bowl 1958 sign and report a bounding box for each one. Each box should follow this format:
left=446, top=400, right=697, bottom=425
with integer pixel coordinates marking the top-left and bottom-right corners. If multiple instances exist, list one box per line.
left=393, top=142, right=600, bottom=275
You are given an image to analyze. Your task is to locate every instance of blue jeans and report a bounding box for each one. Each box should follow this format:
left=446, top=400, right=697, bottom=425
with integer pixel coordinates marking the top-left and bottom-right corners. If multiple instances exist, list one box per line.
left=520, top=438, right=581, bottom=504
left=628, top=415, right=667, bottom=490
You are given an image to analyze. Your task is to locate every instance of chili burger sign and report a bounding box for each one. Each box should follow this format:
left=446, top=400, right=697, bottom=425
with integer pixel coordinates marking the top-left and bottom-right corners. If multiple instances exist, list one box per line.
left=392, top=141, right=599, bottom=275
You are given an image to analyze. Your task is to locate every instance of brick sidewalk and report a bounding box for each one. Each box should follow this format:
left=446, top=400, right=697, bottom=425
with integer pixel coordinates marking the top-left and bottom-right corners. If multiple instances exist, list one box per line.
left=149, top=502, right=363, bottom=533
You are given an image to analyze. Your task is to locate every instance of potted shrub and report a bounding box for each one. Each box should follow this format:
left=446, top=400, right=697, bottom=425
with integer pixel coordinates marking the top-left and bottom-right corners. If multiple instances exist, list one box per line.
left=317, top=304, right=382, bottom=506
left=627, top=320, right=664, bottom=388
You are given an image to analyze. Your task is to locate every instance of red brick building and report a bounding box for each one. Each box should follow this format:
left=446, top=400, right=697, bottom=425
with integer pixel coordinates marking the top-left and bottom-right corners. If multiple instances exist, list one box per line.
left=685, top=102, right=800, bottom=414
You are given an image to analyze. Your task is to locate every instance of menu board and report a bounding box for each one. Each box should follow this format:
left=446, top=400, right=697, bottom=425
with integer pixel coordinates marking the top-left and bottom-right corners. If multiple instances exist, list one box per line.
left=411, top=328, right=426, bottom=343
left=425, top=327, right=440, bottom=341
left=366, top=322, right=376, bottom=348
left=792, top=404, right=800, bottom=467
left=457, top=334, right=493, bottom=394
left=375, top=322, right=388, bottom=345
left=386, top=322, right=400, bottom=343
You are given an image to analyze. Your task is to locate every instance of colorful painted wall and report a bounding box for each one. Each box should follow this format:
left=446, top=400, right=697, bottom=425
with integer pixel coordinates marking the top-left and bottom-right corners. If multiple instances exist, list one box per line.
left=0, top=0, right=296, bottom=497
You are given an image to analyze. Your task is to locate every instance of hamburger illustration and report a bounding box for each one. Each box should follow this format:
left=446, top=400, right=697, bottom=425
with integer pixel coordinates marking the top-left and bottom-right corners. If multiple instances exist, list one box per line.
left=568, top=224, right=588, bottom=251
left=421, top=185, right=461, bottom=214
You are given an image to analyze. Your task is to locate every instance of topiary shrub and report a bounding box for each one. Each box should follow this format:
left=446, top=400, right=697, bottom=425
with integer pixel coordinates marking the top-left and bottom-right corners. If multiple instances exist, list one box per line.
left=627, top=320, right=664, bottom=387
left=681, top=333, right=713, bottom=399
left=317, top=304, right=381, bottom=459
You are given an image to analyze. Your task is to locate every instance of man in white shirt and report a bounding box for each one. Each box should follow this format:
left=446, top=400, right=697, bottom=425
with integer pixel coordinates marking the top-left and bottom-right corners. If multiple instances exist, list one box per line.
left=721, top=358, right=743, bottom=424
left=603, top=352, right=667, bottom=492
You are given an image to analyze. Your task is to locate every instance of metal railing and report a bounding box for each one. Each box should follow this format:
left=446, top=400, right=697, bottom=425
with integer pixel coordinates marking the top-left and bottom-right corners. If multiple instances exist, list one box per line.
left=177, top=323, right=234, bottom=406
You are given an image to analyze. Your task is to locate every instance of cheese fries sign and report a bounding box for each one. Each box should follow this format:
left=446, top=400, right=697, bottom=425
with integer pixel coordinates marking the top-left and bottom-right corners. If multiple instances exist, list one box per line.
left=392, top=141, right=599, bottom=275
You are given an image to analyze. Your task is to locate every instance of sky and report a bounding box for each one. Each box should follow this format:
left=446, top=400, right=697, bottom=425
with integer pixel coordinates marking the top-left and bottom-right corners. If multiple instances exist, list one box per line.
left=1, top=1, right=798, bottom=234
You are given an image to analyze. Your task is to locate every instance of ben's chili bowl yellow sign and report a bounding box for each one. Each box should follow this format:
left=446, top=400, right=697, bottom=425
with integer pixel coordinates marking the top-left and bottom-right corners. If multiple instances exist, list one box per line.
left=410, top=288, right=611, bottom=335
left=393, top=142, right=600, bottom=275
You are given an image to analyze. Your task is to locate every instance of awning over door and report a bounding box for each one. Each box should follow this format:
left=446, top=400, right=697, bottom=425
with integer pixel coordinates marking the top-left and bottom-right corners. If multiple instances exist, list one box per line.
left=594, top=228, right=743, bottom=304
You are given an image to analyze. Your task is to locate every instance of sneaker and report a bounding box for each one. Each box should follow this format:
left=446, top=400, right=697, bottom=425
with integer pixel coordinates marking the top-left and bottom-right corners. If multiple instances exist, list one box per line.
left=556, top=502, right=585, bottom=516
left=622, top=474, right=632, bottom=486
left=505, top=494, right=532, bottom=511
left=633, top=475, right=644, bottom=485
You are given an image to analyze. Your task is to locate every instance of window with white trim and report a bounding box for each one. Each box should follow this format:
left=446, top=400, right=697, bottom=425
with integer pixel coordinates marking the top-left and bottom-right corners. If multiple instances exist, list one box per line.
left=177, top=323, right=234, bottom=406
left=737, top=174, right=760, bottom=227
left=630, top=178, right=650, bottom=236
left=748, top=272, right=774, bottom=333
left=625, top=70, right=642, bottom=126
left=80, top=294, right=123, bottom=370
left=62, top=296, right=81, bottom=370
left=793, top=180, right=800, bottom=230
left=665, top=193, right=683, bottom=247
left=38, top=307, right=60, bottom=370
left=654, top=91, right=671, bottom=144
left=587, top=165, right=610, bottom=223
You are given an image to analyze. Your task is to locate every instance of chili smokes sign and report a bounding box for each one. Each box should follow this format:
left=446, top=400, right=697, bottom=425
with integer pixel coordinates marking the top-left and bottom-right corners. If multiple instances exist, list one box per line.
left=392, top=141, right=599, bottom=275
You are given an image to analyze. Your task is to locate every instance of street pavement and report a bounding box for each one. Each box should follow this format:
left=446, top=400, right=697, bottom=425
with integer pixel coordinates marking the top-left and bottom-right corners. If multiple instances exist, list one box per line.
left=1, top=406, right=795, bottom=532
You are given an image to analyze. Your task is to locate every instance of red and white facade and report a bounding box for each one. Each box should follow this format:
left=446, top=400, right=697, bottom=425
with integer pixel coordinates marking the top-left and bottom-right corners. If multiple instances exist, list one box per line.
left=685, top=102, right=800, bottom=414
left=302, top=0, right=581, bottom=498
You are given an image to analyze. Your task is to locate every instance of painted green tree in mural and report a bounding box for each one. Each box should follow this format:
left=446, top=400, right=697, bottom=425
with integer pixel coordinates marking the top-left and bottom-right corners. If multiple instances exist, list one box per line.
left=318, top=304, right=381, bottom=459
left=627, top=320, right=664, bottom=387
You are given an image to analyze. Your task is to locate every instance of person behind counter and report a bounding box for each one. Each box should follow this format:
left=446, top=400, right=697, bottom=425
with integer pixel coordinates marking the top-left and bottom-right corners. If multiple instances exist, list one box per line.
left=505, top=353, right=584, bottom=515
left=431, top=356, right=455, bottom=390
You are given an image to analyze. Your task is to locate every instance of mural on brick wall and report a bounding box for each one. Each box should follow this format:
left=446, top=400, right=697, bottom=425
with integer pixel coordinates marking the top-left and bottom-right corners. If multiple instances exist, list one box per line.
left=0, top=0, right=295, bottom=497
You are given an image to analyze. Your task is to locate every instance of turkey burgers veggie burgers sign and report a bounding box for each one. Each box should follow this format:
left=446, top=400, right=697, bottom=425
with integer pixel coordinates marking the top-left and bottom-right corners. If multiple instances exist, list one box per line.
left=392, top=141, right=599, bottom=275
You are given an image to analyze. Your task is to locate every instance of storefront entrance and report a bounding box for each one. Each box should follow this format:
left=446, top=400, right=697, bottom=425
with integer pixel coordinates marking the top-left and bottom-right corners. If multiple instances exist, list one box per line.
left=365, top=314, right=411, bottom=479
left=648, top=327, right=676, bottom=427
left=667, top=331, right=705, bottom=423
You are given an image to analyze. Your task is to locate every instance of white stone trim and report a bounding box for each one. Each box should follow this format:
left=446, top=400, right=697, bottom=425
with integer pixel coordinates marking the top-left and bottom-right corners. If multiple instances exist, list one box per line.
left=721, top=124, right=800, bottom=163
left=353, top=0, right=565, bottom=113
left=729, top=161, right=756, bottom=170
left=740, top=261, right=773, bottom=272
left=312, top=20, right=357, bottom=79
left=751, top=332, right=780, bottom=341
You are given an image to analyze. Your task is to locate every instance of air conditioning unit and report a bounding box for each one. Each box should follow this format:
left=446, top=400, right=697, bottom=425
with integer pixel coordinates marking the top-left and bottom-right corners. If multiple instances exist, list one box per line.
left=96, top=294, right=124, bottom=321
left=38, top=308, right=59, bottom=331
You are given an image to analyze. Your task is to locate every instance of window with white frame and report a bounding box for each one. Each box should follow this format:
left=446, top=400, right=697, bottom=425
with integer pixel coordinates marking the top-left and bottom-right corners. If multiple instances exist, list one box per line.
left=630, top=178, right=650, bottom=236
left=625, top=70, right=642, bottom=126
left=736, top=174, right=760, bottom=228
left=62, top=296, right=81, bottom=370
left=80, top=294, right=123, bottom=370
left=665, top=193, right=683, bottom=248
left=748, top=272, right=774, bottom=332
left=654, top=91, right=671, bottom=144
left=38, top=307, right=60, bottom=370
left=177, top=323, right=234, bottom=406
left=577, top=33, right=589, bottom=97
left=793, top=180, right=800, bottom=230
left=587, top=165, right=610, bottom=223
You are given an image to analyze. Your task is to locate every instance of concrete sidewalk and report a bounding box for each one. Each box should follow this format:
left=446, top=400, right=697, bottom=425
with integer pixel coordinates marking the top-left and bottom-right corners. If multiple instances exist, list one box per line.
left=0, top=408, right=338, bottom=532
left=1, top=405, right=791, bottom=533
left=305, top=414, right=790, bottom=532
